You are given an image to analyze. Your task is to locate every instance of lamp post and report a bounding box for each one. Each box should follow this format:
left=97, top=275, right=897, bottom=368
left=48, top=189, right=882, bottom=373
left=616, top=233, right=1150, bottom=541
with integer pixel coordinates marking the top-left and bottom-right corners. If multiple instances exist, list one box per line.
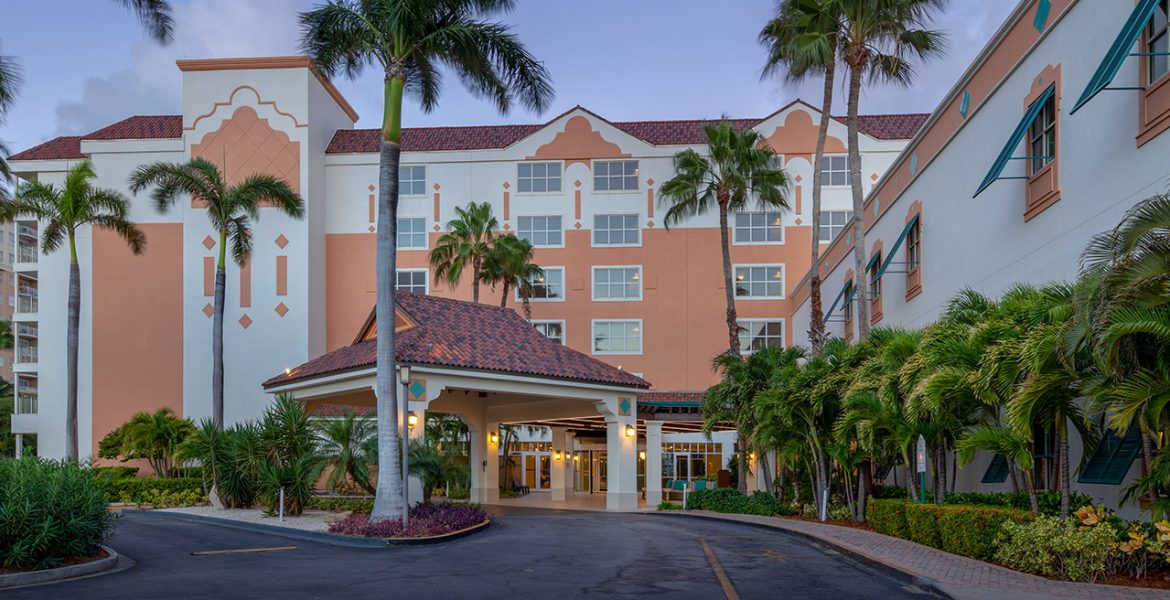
left=399, top=365, right=411, bottom=526
left=916, top=435, right=927, bottom=504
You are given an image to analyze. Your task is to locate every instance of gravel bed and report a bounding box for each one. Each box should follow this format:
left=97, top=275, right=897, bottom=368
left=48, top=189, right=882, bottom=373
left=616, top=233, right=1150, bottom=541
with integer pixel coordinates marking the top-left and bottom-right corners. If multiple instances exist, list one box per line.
left=156, top=506, right=336, bottom=532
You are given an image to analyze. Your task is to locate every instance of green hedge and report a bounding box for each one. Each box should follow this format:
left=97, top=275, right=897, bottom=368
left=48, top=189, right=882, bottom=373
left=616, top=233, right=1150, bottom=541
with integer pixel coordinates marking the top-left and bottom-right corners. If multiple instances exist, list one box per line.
left=91, top=466, right=139, bottom=479
left=1, top=458, right=117, bottom=570
left=98, top=477, right=204, bottom=504
left=306, top=496, right=374, bottom=513
left=867, top=499, right=1034, bottom=561
left=685, top=488, right=793, bottom=516
left=943, top=491, right=1092, bottom=517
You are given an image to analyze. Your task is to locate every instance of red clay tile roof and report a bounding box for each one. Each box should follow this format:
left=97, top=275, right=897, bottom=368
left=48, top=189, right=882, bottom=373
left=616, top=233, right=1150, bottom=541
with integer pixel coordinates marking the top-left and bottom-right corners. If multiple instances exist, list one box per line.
left=311, top=404, right=373, bottom=418
left=84, top=115, right=183, bottom=141
left=263, top=292, right=649, bottom=389
left=7, top=136, right=85, bottom=161
left=852, top=113, right=931, bottom=140
left=638, top=391, right=703, bottom=406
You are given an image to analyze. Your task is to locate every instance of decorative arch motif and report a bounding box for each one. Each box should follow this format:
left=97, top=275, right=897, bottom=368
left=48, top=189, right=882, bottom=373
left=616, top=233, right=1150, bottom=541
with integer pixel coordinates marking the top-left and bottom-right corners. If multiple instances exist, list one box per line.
left=191, top=105, right=301, bottom=196
left=763, top=110, right=846, bottom=164
left=188, top=85, right=307, bottom=131
left=527, top=115, right=629, bottom=168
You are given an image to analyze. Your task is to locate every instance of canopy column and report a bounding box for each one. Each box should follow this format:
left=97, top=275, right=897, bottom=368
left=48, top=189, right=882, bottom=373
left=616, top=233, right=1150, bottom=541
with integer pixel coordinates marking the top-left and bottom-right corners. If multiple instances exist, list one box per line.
left=645, top=421, right=664, bottom=506
left=550, top=427, right=571, bottom=502
left=605, top=415, right=638, bottom=511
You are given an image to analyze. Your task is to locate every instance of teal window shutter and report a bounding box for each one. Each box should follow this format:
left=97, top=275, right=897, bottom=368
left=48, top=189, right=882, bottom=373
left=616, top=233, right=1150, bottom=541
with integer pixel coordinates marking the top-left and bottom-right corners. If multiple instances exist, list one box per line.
left=1070, top=0, right=1162, bottom=114
left=1078, top=428, right=1143, bottom=485
left=822, top=282, right=849, bottom=324
left=974, top=86, right=1055, bottom=198
left=873, top=215, right=920, bottom=282
left=981, top=454, right=1010, bottom=484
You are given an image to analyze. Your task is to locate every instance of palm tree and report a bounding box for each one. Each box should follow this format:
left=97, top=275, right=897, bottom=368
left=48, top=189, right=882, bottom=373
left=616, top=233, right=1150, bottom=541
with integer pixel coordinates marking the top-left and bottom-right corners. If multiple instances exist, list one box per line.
left=0, top=46, right=21, bottom=198
left=760, top=0, right=842, bottom=353
left=482, top=233, right=541, bottom=314
left=838, top=0, right=946, bottom=339
left=316, top=408, right=376, bottom=494
left=299, top=0, right=552, bottom=523
left=2, top=160, right=145, bottom=460
left=957, top=423, right=1040, bottom=514
left=659, top=120, right=791, bottom=358
left=430, top=201, right=499, bottom=303
left=129, top=158, right=304, bottom=430
left=97, top=407, right=196, bottom=477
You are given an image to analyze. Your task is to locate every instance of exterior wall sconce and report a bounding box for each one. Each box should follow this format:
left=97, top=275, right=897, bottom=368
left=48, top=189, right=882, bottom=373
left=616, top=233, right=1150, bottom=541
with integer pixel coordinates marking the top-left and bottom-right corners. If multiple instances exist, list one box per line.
left=398, top=365, right=411, bottom=385
left=554, top=450, right=563, bottom=461
left=407, top=413, right=419, bottom=428
left=572, top=454, right=580, bottom=462
left=638, top=450, right=646, bottom=460
left=489, top=433, right=499, bottom=444
left=625, top=424, right=635, bottom=438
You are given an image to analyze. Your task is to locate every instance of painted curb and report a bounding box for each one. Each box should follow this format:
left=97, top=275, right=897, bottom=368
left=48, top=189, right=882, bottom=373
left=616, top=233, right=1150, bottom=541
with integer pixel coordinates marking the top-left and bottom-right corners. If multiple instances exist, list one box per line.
left=123, top=509, right=490, bottom=548
left=0, top=545, right=121, bottom=589
left=650, top=511, right=953, bottom=599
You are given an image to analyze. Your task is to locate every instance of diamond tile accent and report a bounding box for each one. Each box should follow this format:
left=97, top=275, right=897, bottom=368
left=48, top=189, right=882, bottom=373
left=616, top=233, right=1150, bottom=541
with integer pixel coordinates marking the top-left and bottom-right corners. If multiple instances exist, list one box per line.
left=433, top=183, right=441, bottom=190
left=647, top=220, right=655, bottom=229
left=502, top=223, right=511, bottom=231
left=870, top=173, right=879, bottom=182
left=574, top=221, right=582, bottom=229
left=238, top=314, right=253, bottom=329
left=795, top=218, right=803, bottom=225
left=574, top=179, right=582, bottom=188
left=502, top=181, right=510, bottom=189
left=370, top=226, right=377, bottom=233
left=202, top=303, right=214, bottom=317
left=368, top=184, right=375, bottom=192
left=274, top=234, right=289, bottom=249
left=202, top=235, right=216, bottom=250
left=432, top=224, right=441, bottom=231
left=794, top=175, right=803, bottom=183
left=646, top=178, right=654, bottom=186
left=275, top=302, right=289, bottom=317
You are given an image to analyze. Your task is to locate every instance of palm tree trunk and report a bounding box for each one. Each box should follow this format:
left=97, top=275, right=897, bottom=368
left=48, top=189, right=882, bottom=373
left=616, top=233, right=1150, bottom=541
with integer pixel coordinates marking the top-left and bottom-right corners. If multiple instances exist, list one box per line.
left=904, top=457, right=916, bottom=500
left=760, top=451, right=773, bottom=495
left=816, top=447, right=830, bottom=520
left=472, top=255, right=481, bottom=303
left=807, top=60, right=836, bottom=354
left=856, top=460, right=868, bottom=522
left=736, top=437, right=747, bottom=493
left=212, top=264, right=225, bottom=430
left=1023, top=468, right=1041, bottom=515
left=371, top=73, right=405, bottom=523
left=1058, top=414, right=1070, bottom=520
left=935, top=444, right=947, bottom=504
left=846, top=64, right=869, bottom=339
left=1142, top=427, right=1157, bottom=504
left=717, top=197, right=740, bottom=358
left=500, top=280, right=510, bottom=308
left=65, top=235, right=80, bottom=460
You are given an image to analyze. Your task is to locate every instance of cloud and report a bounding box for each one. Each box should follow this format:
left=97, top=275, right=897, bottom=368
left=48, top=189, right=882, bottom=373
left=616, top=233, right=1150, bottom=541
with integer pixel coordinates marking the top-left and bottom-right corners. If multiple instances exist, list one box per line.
left=52, top=0, right=307, bottom=136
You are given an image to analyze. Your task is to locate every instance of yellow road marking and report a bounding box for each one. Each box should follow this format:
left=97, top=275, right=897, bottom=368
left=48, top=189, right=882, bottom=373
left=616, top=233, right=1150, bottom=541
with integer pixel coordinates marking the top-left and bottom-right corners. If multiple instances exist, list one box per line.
left=700, top=537, right=741, bottom=600
left=191, top=546, right=298, bottom=556
left=763, top=548, right=787, bottom=563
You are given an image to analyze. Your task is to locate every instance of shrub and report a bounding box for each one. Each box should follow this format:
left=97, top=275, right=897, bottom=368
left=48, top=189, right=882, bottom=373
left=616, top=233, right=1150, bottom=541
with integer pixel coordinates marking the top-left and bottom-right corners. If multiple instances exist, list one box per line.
left=867, top=499, right=909, bottom=538
left=658, top=501, right=682, bottom=510
left=686, top=488, right=791, bottom=516
left=97, top=408, right=195, bottom=476
left=0, top=458, right=117, bottom=570
left=936, top=504, right=1033, bottom=561
left=99, top=477, right=203, bottom=504
left=91, top=466, right=139, bottom=479
left=870, top=484, right=908, bottom=500
left=328, top=502, right=487, bottom=538
left=307, top=496, right=374, bottom=513
left=903, top=503, right=942, bottom=548
left=994, top=516, right=1115, bottom=582
left=445, top=487, right=470, bottom=500
left=943, top=491, right=1093, bottom=517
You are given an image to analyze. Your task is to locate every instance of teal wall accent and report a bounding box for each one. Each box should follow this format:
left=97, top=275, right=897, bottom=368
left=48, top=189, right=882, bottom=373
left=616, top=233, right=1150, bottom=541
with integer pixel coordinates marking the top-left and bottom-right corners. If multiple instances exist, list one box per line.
left=959, top=90, right=971, bottom=119
left=1033, top=0, right=1052, bottom=33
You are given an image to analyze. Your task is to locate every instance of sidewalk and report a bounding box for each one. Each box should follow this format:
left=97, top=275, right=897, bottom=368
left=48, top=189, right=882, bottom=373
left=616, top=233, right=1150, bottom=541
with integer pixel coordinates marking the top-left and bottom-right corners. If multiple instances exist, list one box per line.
left=661, top=510, right=1170, bottom=600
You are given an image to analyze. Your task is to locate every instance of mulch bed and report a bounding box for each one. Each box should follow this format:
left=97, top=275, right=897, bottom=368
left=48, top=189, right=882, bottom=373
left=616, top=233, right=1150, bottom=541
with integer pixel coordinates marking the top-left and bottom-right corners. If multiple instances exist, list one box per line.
left=0, top=550, right=109, bottom=575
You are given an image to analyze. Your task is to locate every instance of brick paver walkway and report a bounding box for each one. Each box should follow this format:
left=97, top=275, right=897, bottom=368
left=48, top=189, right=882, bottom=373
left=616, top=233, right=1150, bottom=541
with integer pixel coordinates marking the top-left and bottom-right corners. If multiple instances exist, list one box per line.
left=670, top=511, right=1170, bottom=600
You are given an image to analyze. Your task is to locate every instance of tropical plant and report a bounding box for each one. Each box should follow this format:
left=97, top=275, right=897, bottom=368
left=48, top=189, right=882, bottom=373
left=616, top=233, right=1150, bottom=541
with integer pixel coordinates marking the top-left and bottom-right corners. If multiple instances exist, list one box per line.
left=659, top=120, right=790, bottom=357
left=97, top=408, right=196, bottom=477
left=177, top=419, right=263, bottom=508
left=408, top=439, right=444, bottom=503
left=837, top=0, right=947, bottom=339
left=300, top=0, right=552, bottom=523
left=2, top=160, right=145, bottom=460
left=429, top=201, right=500, bottom=303
left=482, top=233, right=542, bottom=313
left=760, top=0, right=842, bottom=353
left=956, top=424, right=1039, bottom=514
left=129, top=158, right=303, bottom=430
left=255, top=394, right=323, bottom=516
left=316, top=407, right=376, bottom=494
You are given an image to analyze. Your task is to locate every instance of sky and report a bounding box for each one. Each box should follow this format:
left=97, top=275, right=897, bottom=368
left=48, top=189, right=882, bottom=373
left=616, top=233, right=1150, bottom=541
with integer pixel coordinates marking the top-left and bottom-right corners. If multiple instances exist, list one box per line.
left=0, top=0, right=1020, bottom=153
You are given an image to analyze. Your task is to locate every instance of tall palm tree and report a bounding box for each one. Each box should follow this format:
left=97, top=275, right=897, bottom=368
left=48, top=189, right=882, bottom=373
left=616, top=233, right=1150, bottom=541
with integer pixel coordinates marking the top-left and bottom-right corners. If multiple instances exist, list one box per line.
left=760, top=0, right=842, bottom=353
left=0, top=46, right=22, bottom=196
left=838, top=0, right=946, bottom=339
left=2, top=160, right=145, bottom=460
left=429, top=201, right=499, bottom=303
left=129, top=158, right=304, bottom=430
left=300, top=0, right=552, bottom=523
left=659, top=120, right=791, bottom=358
left=482, top=233, right=541, bottom=314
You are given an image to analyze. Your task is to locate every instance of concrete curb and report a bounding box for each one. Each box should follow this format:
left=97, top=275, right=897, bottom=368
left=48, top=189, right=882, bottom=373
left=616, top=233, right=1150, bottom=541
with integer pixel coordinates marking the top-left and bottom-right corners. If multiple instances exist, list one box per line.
left=124, top=509, right=490, bottom=548
left=650, top=511, right=953, bottom=599
left=0, top=545, right=121, bottom=589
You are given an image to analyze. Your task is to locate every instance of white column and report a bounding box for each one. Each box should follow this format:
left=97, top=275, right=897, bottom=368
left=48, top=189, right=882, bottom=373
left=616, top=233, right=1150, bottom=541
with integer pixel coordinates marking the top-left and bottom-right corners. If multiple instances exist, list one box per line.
left=14, top=433, right=22, bottom=459
left=550, top=427, right=569, bottom=502
left=605, top=416, right=638, bottom=511
left=746, top=450, right=760, bottom=493
left=463, top=412, right=499, bottom=505
left=645, top=421, right=663, bottom=506
left=563, top=431, right=577, bottom=499
left=483, top=422, right=500, bottom=504
left=406, top=400, right=425, bottom=504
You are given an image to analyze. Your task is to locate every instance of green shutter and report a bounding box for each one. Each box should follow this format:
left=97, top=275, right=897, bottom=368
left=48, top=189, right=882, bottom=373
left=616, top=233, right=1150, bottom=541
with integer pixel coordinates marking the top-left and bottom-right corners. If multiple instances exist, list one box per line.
left=973, top=85, right=1055, bottom=198
left=1078, top=428, right=1143, bottom=485
left=981, top=454, right=1010, bottom=484
left=822, top=282, right=848, bottom=324
left=1070, top=0, right=1162, bottom=114
left=874, top=215, right=920, bottom=282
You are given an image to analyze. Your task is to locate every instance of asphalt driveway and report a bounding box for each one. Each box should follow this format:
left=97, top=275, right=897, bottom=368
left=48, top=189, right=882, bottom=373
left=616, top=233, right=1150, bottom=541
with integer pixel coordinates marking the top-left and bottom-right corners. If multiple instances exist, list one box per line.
left=8, top=507, right=934, bottom=599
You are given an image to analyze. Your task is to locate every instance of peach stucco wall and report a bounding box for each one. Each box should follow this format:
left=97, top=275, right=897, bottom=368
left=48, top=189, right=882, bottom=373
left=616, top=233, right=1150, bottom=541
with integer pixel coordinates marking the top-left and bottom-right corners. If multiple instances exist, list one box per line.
left=191, top=105, right=300, bottom=194
left=325, top=225, right=812, bottom=391
left=91, top=223, right=184, bottom=458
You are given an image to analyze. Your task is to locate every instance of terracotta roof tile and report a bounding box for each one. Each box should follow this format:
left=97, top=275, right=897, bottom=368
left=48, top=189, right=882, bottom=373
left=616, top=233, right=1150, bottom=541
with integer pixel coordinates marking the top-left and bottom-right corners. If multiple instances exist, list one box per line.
left=851, top=113, right=931, bottom=140
left=264, top=292, right=649, bottom=390
left=7, top=136, right=84, bottom=161
left=638, top=391, right=703, bottom=406
left=84, top=115, right=183, bottom=141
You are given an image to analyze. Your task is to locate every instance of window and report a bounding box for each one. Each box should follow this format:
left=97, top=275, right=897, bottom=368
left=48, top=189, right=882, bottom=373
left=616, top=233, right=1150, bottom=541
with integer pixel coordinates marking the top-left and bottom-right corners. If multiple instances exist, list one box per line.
left=397, top=218, right=427, bottom=249
left=1078, top=428, right=1142, bottom=485
left=518, top=216, right=563, bottom=247
left=399, top=165, right=426, bottom=196
left=1028, top=95, right=1056, bottom=175
left=592, top=320, right=642, bottom=354
left=737, top=320, right=784, bottom=353
left=734, top=265, right=784, bottom=299
left=395, top=269, right=427, bottom=294
left=593, top=266, right=642, bottom=301
left=524, top=267, right=564, bottom=301
left=869, top=252, right=882, bottom=299
left=842, top=281, right=854, bottom=323
left=530, top=320, right=565, bottom=344
left=1149, top=0, right=1169, bottom=84
left=906, top=219, right=921, bottom=272
left=593, top=214, right=640, bottom=246
left=594, top=160, right=638, bottom=191
left=818, top=211, right=852, bottom=242
left=733, top=212, right=784, bottom=244
left=820, top=155, right=848, bottom=186
left=518, top=162, right=562, bottom=193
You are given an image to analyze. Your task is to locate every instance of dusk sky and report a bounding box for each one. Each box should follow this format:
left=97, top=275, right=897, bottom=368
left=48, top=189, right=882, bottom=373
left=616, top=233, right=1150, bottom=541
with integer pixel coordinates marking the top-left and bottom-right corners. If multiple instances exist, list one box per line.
left=0, top=0, right=1019, bottom=153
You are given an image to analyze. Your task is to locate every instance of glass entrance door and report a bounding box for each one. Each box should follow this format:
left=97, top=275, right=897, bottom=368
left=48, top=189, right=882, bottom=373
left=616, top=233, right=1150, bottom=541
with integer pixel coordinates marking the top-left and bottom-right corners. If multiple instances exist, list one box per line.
left=522, top=452, right=552, bottom=490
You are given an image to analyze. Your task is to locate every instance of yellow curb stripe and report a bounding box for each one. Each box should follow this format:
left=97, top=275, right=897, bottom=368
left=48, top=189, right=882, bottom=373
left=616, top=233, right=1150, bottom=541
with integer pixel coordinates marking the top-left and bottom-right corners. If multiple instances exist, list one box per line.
left=191, top=546, right=297, bottom=556
left=700, top=537, right=740, bottom=600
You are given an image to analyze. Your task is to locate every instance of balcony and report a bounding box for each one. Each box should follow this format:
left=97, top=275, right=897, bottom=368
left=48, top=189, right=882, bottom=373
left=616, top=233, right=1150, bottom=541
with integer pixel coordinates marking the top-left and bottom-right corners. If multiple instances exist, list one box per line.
left=16, top=343, right=37, bottom=365
left=16, top=294, right=37, bottom=314
left=15, top=394, right=37, bottom=415
left=17, top=224, right=36, bottom=239
left=17, top=244, right=37, bottom=264
left=16, top=323, right=37, bottom=338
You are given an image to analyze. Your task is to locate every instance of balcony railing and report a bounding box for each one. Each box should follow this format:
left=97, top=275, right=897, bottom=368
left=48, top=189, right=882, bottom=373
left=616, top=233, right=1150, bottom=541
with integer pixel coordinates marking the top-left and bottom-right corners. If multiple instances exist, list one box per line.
left=15, top=394, right=37, bottom=415
left=16, top=324, right=37, bottom=338
left=16, top=295, right=37, bottom=314
left=16, top=345, right=37, bottom=364
left=17, top=224, right=36, bottom=239
left=17, top=245, right=37, bottom=264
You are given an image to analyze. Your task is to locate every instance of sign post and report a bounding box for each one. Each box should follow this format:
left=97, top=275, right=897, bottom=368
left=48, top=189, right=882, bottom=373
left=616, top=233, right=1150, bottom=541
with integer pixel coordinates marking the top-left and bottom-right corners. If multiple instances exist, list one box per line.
left=916, top=435, right=927, bottom=503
